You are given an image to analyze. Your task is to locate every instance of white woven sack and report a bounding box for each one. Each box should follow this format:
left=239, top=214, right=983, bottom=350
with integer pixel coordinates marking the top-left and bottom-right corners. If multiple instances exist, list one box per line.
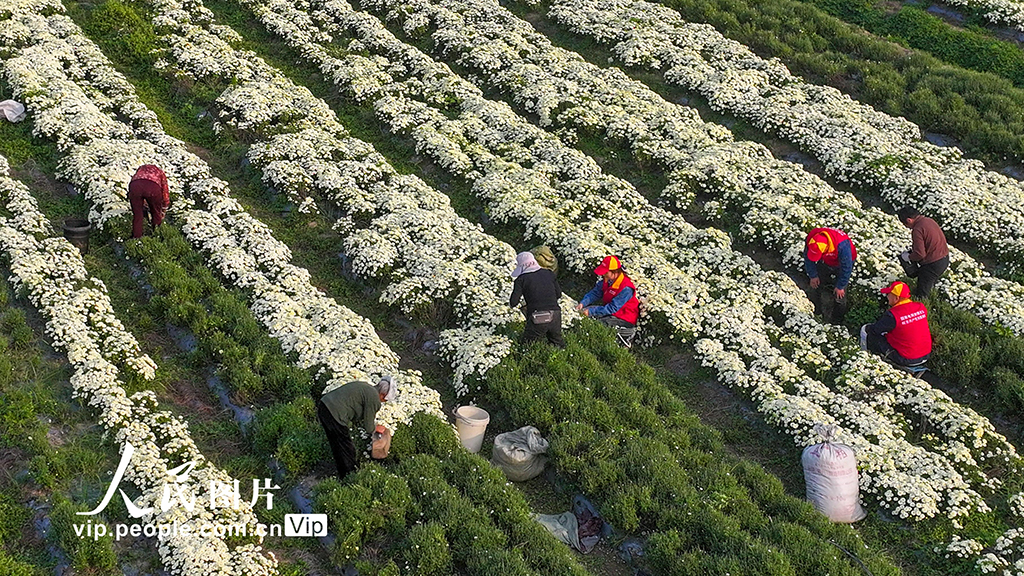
left=491, top=426, right=549, bottom=482
left=802, top=424, right=867, bottom=523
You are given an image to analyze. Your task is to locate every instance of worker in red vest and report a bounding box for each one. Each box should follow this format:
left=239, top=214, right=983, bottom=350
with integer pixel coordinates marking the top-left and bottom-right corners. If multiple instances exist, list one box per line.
left=128, top=164, right=170, bottom=239
left=860, top=281, right=932, bottom=366
left=575, top=255, right=640, bottom=330
left=804, top=227, right=857, bottom=323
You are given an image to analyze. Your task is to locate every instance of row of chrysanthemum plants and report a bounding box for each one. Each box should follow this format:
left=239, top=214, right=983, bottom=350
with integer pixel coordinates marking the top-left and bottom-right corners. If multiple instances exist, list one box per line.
left=651, top=0, right=1024, bottom=165
left=119, top=218, right=594, bottom=576
left=0, top=144, right=278, bottom=573
left=353, top=0, right=1024, bottom=339
left=484, top=323, right=908, bottom=575
left=312, top=414, right=595, bottom=576
left=457, top=0, right=1024, bottom=417
left=1, top=3, right=603, bottom=574
left=0, top=243, right=124, bottom=574
left=325, top=0, right=1024, bottom=438
left=130, top=3, right=900, bottom=574
left=134, top=1, right=880, bottom=572
left=514, top=0, right=1024, bottom=279
left=235, top=0, right=1020, bottom=525
left=113, top=1, right=910, bottom=573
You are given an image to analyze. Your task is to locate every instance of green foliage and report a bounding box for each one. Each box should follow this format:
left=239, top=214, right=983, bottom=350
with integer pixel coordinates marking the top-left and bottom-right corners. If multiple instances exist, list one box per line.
left=125, top=227, right=311, bottom=404
left=1, top=309, right=32, bottom=350
left=403, top=523, right=452, bottom=576
left=656, top=0, right=1024, bottom=164
left=49, top=497, right=117, bottom=574
left=314, top=465, right=412, bottom=564
left=312, top=414, right=588, bottom=575
left=931, top=329, right=983, bottom=385
left=253, top=398, right=327, bottom=475
left=993, top=367, right=1024, bottom=410
left=925, top=297, right=1024, bottom=416
left=482, top=321, right=896, bottom=576
left=83, top=0, right=157, bottom=65
left=0, top=493, right=30, bottom=548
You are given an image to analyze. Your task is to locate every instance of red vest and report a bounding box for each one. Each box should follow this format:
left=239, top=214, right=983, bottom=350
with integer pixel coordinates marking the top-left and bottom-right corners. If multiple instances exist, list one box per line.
left=602, top=274, right=640, bottom=325
left=885, top=300, right=932, bottom=360
left=807, top=227, right=857, bottom=267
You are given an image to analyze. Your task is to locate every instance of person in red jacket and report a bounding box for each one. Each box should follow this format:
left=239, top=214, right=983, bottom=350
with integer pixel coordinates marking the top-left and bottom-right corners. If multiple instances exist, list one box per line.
left=860, top=280, right=932, bottom=366
left=128, top=164, right=170, bottom=239
left=804, top=227, right=857, bottom=323
left=575, top=255, right=640, bottom=329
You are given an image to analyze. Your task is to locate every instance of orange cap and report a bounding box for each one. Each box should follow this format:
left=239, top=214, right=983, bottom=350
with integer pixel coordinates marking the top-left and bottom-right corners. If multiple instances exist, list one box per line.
left=806, top=233, right=829, bottom=262
left=880, top=280, right=911, bottom=299
left=594, top=255, right=622, bottom=275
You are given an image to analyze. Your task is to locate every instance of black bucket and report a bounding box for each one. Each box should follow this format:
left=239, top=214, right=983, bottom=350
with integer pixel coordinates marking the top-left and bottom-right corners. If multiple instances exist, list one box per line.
left=62, top=218, right=91, bottom=254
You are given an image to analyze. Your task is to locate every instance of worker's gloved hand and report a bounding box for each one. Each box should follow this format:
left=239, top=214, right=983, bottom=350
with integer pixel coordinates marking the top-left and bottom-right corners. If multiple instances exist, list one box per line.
left=900, top=251, right=911, bottom=263
left=809, top=277, right=820, bottom=289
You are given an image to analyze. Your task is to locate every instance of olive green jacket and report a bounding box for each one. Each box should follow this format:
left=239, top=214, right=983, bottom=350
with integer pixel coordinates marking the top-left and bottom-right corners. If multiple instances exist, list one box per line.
left=320, top=381, right=381, bottom=434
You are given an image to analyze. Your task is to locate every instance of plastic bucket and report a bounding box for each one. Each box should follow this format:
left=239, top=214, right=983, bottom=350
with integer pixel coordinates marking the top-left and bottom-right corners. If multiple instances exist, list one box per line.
left=453, top=406, right=490, bottom=453
left=62, top=218, right=91, bottom=255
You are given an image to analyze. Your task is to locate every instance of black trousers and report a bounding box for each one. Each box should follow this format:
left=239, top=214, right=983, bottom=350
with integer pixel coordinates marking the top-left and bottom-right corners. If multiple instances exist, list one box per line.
left=598, top=316, right=635, bottom=329
left=811, top=265, right=848, bottom=324
left=317, top=400, right=358, bottom=480
left=900, top=255, right=949, bottom=298
left=522, top=308, right=565, bottom=348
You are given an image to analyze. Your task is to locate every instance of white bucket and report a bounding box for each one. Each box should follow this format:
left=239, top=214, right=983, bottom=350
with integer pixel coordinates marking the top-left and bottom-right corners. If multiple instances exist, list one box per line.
left=453, top=406, right=490, bottom=453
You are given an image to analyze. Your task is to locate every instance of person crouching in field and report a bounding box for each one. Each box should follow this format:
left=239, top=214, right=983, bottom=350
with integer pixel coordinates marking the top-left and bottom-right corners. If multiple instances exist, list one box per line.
left=896, top=206, right=949, bottom=298
left=804, top=227, right=857, bottom=324
left=510, top=251, right=565, bottom=348
left=860, top=281, right=932, bottom=367
left=128, top=164, right=170, bottom=239
left=575, top=255, right=640, bottom=330
left=315, top=377, right=394, bottom=480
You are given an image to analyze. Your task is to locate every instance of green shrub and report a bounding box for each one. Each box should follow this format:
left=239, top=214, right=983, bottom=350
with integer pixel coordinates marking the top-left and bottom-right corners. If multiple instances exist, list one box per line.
left=993, top=366, right=1024, bottom=411
left=315, top=466, right=412, bottom=564
left=478, top=326, right=895, bottom=575
left=1, top=309, right=32, bottom=350
left=49, top=496, right=117, bottom=573
left=253, top=398, right=327, bottom=474
left=931, top=329, right=983, bottom=386
left=0, top=355, right=11, bottom=386
left=0, top=551, right=40, bottom=576
left=403, top=523, right=451, bottom=576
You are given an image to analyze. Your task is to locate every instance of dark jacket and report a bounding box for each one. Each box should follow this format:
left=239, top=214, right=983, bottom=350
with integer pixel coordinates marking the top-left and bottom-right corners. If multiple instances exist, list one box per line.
left=910, top=216, right=949, bottom=265
left=320, top=381, right=381, bottom=434
left=510, top=269, right=561, bottom=314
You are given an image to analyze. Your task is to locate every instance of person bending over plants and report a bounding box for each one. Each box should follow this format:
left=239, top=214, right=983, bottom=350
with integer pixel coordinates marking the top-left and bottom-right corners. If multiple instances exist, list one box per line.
left=510, top=251, right=566, bottom=348
left=315, top=377, right=395, bottom=479
left=804, top=227, right=857, bottom=324
left=127, top=164, right=170, bottom=239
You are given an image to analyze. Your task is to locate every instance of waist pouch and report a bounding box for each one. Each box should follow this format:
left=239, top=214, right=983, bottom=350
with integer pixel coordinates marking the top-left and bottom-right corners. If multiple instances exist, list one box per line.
left=531, top=310, right=556, bottom=325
